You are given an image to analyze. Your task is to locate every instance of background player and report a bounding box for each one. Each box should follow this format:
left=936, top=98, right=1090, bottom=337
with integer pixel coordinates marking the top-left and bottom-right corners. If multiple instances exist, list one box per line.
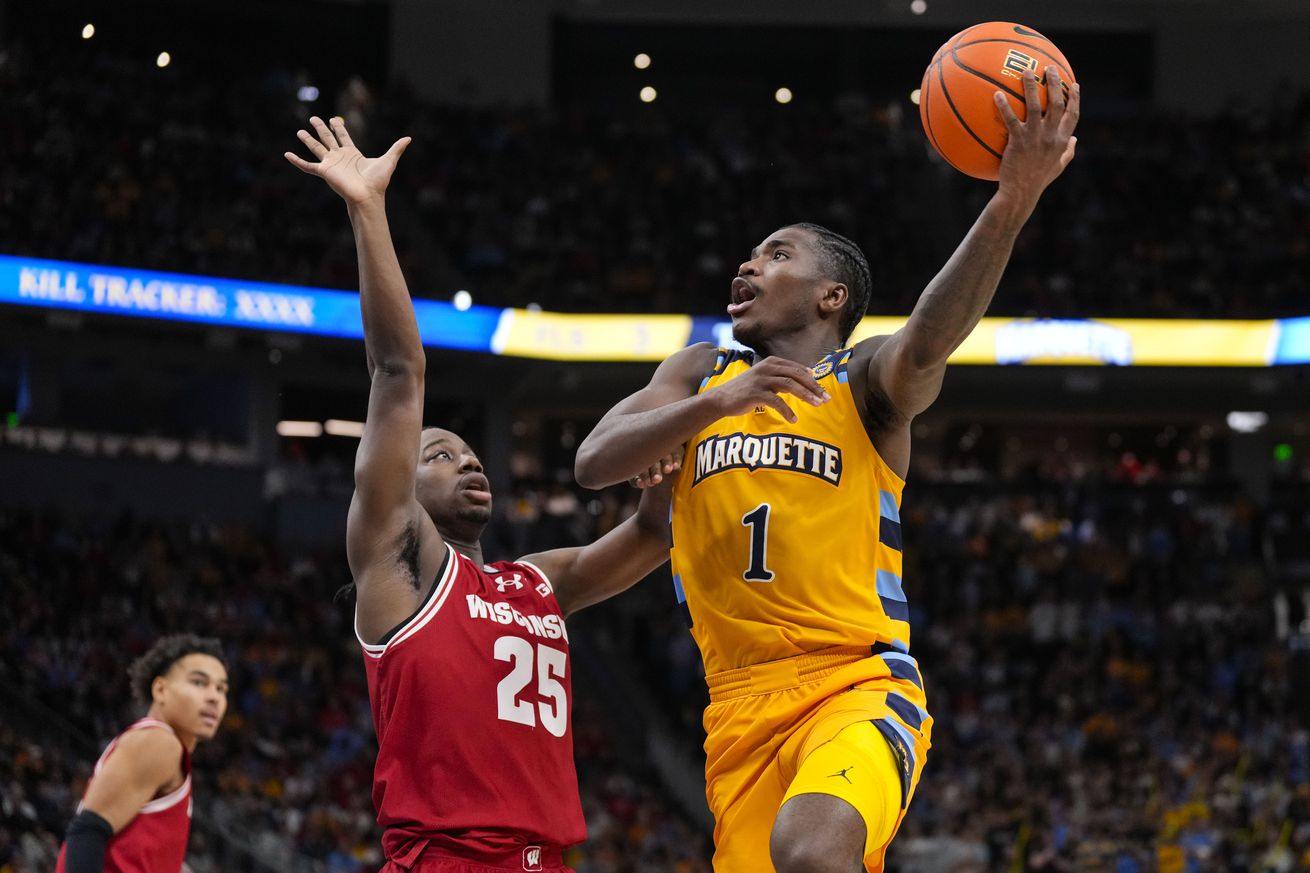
left=286, top=117, right=679, bottom=872
left=56, top=634, right=228, bottom=873
left=574, top=68, right=1079, bottom=872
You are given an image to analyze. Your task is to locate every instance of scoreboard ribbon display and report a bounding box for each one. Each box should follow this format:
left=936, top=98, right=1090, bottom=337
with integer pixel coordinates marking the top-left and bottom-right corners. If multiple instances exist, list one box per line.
left=2, top=254, right=1308, bottom=367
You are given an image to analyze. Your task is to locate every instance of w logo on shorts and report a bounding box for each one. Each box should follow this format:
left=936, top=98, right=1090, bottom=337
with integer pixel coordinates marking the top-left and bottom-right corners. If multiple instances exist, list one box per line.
left=522, top=846, right=543, bottom=871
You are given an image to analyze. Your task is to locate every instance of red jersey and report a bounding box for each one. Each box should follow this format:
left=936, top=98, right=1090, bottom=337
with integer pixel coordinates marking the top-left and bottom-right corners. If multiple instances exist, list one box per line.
left=359, top=545, right=585, bottom=868
left=57, top=719, right=192, bottom=873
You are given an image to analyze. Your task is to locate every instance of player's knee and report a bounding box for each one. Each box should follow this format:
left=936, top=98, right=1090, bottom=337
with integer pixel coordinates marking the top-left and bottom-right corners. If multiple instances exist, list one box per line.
left=770, top=797, right=865, bottom=873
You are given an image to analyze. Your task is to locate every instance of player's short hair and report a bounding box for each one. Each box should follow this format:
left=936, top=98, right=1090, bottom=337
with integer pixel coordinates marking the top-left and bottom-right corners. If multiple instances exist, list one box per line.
left=786, top=222, right=872, bottom=346
left=127, top=634, right=225, bottom=707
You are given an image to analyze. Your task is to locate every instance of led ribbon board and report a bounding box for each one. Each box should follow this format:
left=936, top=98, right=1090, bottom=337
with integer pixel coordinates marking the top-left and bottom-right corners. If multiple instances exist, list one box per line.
left=3, top=254, right=1307, bottom=366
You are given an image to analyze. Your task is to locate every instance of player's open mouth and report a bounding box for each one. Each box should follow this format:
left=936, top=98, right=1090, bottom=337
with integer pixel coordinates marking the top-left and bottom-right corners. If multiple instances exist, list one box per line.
left=727, top=277, right=757, bottom=317
left=460, top=475, right=492, bottom=503
left=199, top=712, right=219, bottom=728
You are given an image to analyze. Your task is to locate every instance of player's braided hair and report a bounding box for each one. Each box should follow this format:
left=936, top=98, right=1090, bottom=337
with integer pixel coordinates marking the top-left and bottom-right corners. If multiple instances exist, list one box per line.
left=127, top=633, right=225, bottom=707
left=786, top=222, right=872, bottom=346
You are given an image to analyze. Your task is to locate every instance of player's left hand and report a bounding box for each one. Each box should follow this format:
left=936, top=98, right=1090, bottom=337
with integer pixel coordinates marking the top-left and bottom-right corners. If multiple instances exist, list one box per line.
left=994, top=66, right=1079, bottom=206
left=284, top=116, right=411, bottom=206
left=629, top=447, right=684, bottom=489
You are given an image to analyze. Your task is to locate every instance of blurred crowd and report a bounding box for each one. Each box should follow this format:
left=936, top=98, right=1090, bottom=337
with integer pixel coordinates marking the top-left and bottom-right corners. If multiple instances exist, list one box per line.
left=3, top=36, right=1310, bottom=320
left=0, top=509, right=709, bottom=873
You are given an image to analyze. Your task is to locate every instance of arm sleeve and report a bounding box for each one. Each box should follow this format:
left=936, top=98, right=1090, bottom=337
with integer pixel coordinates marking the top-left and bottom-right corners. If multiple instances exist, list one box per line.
left=63, top=809, right=113, bottom=873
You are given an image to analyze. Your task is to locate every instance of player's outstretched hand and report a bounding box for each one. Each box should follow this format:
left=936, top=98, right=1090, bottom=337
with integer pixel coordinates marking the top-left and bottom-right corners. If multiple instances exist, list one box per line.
left=285, top=116, right=411, bottom=206
left=708, top=356, right=829, bottom=424
left=994, top=66, right=1080, bottom=206
left=629, top=446, right=684, bottom=489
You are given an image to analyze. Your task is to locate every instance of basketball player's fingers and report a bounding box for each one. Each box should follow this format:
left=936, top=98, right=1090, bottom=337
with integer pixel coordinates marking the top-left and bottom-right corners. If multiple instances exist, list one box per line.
left=1021, top=69, right=1042, bottom=120
left=283, top=152, right=319, bottom=175
left=779, top=375, right=828, bottom=406
left=1059, top=136, right=1078, bottom=169
left=309, top=115, right=339, bottom=149
left=384, top=136, right=413, bottom=163
left=994, top=92, right=1023, bottom=136
left=330, top=116, right=355, bottom=149
left=1058, top=84, right=1082, bottom=138
left=762, top=393, right=798, bottom=423
left=1045, top=67, right=1065, bottom=118
left=296, top=129, right=328, bottom=159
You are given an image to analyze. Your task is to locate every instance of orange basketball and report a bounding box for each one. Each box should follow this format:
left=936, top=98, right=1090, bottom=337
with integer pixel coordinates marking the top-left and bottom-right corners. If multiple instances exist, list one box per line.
left=919, top=22, right=1076, bottom=180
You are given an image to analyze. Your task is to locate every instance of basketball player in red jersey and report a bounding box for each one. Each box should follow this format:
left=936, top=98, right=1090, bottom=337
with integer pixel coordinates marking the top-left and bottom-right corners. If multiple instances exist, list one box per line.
left=56, top=634, right=227, bottom=873
left=286, top=118, right=679, bottom=873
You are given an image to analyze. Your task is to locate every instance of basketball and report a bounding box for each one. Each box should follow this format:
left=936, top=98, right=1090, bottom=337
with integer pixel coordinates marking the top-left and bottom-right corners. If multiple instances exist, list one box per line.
left=919, top=22, right=1076, bottom=180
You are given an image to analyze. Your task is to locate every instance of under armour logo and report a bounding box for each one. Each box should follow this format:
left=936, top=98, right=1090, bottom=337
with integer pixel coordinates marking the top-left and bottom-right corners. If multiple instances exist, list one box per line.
left=495, top=573, right=525, bottom=592
left=829, top=766, right=856, bottom=784
left=523, top=846, right=542, bottom=871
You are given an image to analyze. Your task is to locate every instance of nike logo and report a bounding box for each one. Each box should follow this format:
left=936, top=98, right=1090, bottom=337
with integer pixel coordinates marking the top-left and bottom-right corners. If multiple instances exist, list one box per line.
left=1013, top=25, right=1046, bottom=39
left=829, top=766, right=856, bottom=784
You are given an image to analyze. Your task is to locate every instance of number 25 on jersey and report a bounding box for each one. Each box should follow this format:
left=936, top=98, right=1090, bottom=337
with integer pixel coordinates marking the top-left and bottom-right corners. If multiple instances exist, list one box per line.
left=494, top=636, right=567, bottom=737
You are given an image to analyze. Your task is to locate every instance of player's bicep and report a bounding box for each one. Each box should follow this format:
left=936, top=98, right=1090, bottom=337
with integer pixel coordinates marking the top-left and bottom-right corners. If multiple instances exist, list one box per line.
left=349, top=367, right=425, bottom=556
left=865, top=331, right=946, bottom=421
left=597, top=343, right=719, bottom=421
left=80, top=731, right=181, bottom=833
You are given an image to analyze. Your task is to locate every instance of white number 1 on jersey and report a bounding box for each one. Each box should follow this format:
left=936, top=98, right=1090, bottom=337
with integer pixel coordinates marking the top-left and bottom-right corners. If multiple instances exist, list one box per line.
left=494, top=636, right=568, bottom=737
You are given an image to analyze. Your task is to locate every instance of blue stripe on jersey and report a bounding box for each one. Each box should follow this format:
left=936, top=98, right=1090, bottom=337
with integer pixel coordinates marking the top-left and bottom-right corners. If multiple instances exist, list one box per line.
left=879, top=516, right=903, bottom=551
left=879, top=490, right=900, bottom=523
left=891, top=638, right=910, bottom=654
left=886, top=693, right=928, bottom=731
left=837, top=370, right=849, bottom=384
left=871, top=718, right=916, bottom=809
left=672, top=573, right=687, bottom=604
left=880, top=596, right=910, bottom=623
left=876, top=569, right=906, bottom=602
left=699, top=375, right=712, bottom=391
left=879, top=652, right=923, bottom=688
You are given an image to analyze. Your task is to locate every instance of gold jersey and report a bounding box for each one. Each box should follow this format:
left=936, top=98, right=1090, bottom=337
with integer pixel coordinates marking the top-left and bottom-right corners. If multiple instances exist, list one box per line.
left=670, top=348, right=912, bottom=676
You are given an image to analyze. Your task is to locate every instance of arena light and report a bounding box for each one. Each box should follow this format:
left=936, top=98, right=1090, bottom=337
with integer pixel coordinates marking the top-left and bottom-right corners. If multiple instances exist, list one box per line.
left=634, top=53, right=651, bottom=70
left=910, top=88, right=922, bottom=106
left=156, top=51, right=171, bottom=68
left=452, top=290, right=473, bottom=311
left=82, top=24, right=95, bottom=39
left=911, top=0, right=928, bottom=15
left=775, top=87, right=793, bottom=105
left=1226, top=411, right=1268, bottom=434
left=276, top=420, right=323, bottom=438
left=640, top=86, right=657, bottom=103
left=324, top=419, right=366, bottom=438
left=297, top=86, right=320, bottom=102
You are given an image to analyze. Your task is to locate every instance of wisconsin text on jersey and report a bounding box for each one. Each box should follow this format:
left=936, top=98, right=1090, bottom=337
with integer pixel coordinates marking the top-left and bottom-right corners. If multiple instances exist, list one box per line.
left=465, top=594, right=570, bottom=641
left=693, top=431, right=844, bottom=486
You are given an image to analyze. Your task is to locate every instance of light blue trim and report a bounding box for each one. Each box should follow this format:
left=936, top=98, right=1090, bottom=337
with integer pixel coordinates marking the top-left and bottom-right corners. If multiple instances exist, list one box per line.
left=879, top=490, right=900, bottom=522
left=876, top=569, right=906, bottom=602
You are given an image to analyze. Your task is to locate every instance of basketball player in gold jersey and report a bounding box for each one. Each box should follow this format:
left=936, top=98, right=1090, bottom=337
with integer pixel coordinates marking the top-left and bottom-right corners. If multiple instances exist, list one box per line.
left=575, top=69, right=1079, bottom=872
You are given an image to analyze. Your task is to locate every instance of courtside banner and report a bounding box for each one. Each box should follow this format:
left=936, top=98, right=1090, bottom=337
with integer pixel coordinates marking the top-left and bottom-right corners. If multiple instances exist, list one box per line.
left=0, top=254, right=501, bottom=352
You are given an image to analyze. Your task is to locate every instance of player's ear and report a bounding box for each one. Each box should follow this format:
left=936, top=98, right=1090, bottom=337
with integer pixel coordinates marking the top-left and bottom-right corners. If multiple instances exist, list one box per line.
left=151, top=674, right=168, bottom=705
left=819, top=282, right=848, bottom=316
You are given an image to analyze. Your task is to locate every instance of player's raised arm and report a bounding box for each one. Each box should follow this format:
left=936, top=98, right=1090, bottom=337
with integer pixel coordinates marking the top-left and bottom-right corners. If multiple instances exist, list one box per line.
left=286, top=118, right=442, bottom=642
left=520, top=469, right=677, bottom=615
left=862, top=67, right=1080, bottom=467
left=575, top=342, right=828, bottom=489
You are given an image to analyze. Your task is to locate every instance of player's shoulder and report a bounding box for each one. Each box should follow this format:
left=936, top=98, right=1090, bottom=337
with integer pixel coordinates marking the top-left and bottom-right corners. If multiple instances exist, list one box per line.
left=110, top=724, right=183, bottom=776
left=656, top=342, right=724, bottom=382
left=847, top=334, right=894, bottom=368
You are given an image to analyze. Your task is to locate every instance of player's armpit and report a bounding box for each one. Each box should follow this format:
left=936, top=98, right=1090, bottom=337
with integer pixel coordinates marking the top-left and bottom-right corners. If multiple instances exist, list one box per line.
left=575, top=343, right=720, bottom=489
left=79, top=727, right=183, bottom=834
left=523, top=474, right=675, bottom=615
